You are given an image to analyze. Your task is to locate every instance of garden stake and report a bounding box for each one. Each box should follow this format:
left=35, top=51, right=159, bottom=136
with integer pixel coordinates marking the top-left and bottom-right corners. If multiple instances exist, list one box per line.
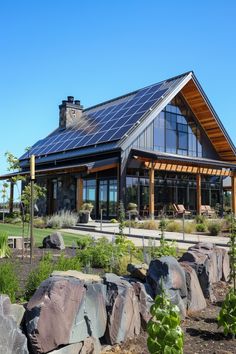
left=30, top=155, right=35, bottom=264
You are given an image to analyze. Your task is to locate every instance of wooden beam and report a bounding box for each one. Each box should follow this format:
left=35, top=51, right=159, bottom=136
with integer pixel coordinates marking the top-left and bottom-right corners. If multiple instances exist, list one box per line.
left=232, top=173, right=236, bottom=216
left=76, top=177, right=83, bottom=212
left=89, top=163, right=118, bottom=174
left=196, top=173, right=201, bottom=215
left=149, top=165, right=155, bottom=220
left=143, top=160, right=232, bottom=176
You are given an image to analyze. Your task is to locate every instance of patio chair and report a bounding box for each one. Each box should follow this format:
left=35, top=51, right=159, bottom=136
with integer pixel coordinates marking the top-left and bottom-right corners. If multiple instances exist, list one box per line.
left=205, top=205, right=215, bottom=217
left=173, top=204, right=191, bottom=217
left=200, top=205, right=208, bottom=216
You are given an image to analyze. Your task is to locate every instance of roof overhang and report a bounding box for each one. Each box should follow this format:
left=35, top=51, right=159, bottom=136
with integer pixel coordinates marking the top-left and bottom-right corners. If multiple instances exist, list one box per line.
left=131, top=148, right=236, bottom=177
left=0, top=157, right=119, bottom=181
left=120, top=72, right=236, bottom=162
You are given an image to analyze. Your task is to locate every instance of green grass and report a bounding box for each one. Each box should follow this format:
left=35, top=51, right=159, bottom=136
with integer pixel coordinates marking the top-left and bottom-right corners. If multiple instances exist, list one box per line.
left=0, top=223, right=88, bottom=247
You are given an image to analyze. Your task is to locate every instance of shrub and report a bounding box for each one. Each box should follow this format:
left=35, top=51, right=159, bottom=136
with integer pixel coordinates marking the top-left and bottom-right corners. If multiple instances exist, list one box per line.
left=76, top=235, right=93, bottom=249
left=25, top=253, right=54, bottom=299
left=0, top=261, right=20, bottom=302
left=218, top=288, right=236, bottom=337
left=54, top=253, right=81, bottom=272
left=0, top=232, right=11, bottom=258
left=47, top=210, right=78, bottom=228
left=80, top=203, right=94, bottom=212
left=147, top=283, right=184, bottom=353
left=195, top=215, right=206, bottom=224
left=139, top=220, right=159, bottom=230
left=166, top=221, right=182, bottom=232
left=152, top=239, right=177, bottom=258
left=127, top=203, right=138, bottom=210
left=184, top=221, right=195, bottom=234
left=34, top=217, right=46, bottom=229
left=208, top=221, right=222, bottom=236
left=196, top=223, right=207, bottom=232
left=110, top=218, right=118, bottom=223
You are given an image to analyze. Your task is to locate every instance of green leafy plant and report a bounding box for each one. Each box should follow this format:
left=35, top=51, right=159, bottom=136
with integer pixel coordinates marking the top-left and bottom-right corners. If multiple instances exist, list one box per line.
left=80, top=203, right=94, bottom=212
left=25, top=253, right=54, bottom=299
left=76, top=235, right=93, bottom=249
left=196, top=223, right=207, bottom=232
left=21, top=183, right=47, bottom=215
left=218, top=216, right=236, bottom=338
left=0, top=232, right=11, bottom=258
left=207, top=221, right=222, bottom=236
left=147, top=281, right=184, bottom=353
left=0, top=261, right=20, bottom=302
left=195, top=214, right=206, bottom=224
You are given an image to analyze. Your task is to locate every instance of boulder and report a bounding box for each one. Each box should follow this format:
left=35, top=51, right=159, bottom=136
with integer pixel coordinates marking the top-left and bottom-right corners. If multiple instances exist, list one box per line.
left=104, top=273, right=141, bottom=345
left=180, top=262, right=207, bottom=313
left=179, top=243, right=229, bottom=302
left=127, top=263, right=148, bottom=281
left=0, top=295, right=28, bottom=354
left=42, top=231, right=65, bottom=250
left=146, top=256, right=187, bottom=318
left=51, top=270, right=102, bottom=283
left=25, top=275, right=107, bottom=353
left=10, top=303, right=25, bottom=326
left=49, top=337, right=101, bottom=354
left=131, top=281, right=153, bottom=327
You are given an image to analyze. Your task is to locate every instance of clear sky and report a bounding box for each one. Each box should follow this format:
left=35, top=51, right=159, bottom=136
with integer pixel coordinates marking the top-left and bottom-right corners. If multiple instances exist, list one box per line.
left=0, top=0, right=236, bottom=177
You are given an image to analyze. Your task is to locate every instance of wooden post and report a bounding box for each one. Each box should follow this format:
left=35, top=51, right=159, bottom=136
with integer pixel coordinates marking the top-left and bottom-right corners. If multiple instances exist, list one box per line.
left=9, top=181, right=14, bottom=213
left=149, top=165, right=155, bottom=220
left=76, top=177, right=83, bottom=212
left=196, top=173, right=201, bottom=215
left=232, top=173, right=236, bottom=216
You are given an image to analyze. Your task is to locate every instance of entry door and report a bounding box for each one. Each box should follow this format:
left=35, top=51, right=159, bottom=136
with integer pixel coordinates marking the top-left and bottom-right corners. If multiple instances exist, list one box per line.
left=99, top=180, right=108, bottom=218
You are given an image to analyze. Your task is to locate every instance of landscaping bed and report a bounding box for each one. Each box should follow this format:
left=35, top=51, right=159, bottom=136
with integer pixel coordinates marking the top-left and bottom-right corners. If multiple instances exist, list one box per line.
left=0, top=246, right=235, bottom=354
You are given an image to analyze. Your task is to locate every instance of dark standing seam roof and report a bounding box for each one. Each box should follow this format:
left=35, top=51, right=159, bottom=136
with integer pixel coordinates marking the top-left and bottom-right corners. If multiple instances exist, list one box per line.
left=19, top=72, right=191, bottom=161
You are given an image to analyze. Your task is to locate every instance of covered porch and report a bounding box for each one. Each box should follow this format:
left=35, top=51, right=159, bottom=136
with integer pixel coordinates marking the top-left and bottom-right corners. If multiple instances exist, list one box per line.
left=130, top=148, right=236, bottom=218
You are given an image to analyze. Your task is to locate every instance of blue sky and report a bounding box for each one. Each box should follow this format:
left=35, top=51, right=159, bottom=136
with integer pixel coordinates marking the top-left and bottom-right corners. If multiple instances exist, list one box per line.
left=0, top=0, right=236, bottom=178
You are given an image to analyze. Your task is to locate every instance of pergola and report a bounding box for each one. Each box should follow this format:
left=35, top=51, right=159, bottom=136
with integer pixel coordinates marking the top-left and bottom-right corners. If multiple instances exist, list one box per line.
left=131, top=148, right=236, bottom=218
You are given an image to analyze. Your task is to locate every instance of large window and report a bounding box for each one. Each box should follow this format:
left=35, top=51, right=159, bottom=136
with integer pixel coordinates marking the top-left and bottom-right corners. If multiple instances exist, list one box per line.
left=154, top=95, right=202, bottom=157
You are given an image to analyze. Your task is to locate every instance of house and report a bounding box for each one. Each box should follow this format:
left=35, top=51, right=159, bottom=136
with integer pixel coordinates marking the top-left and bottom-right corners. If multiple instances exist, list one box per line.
left=2, top=71, right=236, bottom=219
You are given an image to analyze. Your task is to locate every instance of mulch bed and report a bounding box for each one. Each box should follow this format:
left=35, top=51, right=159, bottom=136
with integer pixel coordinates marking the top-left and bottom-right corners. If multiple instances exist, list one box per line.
left=1, top=248, right=236, bottom=354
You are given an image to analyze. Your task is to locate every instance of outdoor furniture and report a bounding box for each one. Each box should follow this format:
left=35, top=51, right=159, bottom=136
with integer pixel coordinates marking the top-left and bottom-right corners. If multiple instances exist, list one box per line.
left=140, top=205, right=149, bottom=218
left=8, top=236, right=31, bottom=250
left=173, top=204, right=191, bottom=217
left=201, top=205, right=215, bottom=217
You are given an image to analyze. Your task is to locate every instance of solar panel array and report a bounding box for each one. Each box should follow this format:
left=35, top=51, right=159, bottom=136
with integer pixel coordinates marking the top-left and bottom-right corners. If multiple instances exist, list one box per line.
left=20, top=75, right=186, bottom=159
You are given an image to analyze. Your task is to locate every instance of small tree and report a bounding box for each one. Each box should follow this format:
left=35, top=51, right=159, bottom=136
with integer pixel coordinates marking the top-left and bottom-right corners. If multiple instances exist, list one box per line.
left=1, top=182, right=8, bottom=223
left=218, top=216, right=236, bottom=338
left=21, top=183, right=46, bottom=215
left=147, top=280, right=184, bottom=353
left=118, top=200, right=125, bottom=237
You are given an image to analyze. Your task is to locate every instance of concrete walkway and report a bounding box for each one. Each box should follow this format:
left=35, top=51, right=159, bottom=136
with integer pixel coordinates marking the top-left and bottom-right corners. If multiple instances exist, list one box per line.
left=62, top=222, right=229, bottom=250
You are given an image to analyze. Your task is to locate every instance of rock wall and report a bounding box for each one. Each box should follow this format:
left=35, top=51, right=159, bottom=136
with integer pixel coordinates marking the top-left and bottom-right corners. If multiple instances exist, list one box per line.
left=0, top=242, right=230, bottom=354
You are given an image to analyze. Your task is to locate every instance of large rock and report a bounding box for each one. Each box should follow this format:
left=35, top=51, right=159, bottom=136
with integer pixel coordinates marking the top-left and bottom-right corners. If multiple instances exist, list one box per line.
left=0, top=295, right=28, bottom=354
left=42, top=231, right=65, bottom=250
left=179, top=243, right=229, bottom=302
left=25, top=275, right=107, bottom=354
left=127, top=263, right=148, bottom=281
left=10, top=303, right=25, bottom=326
left=49, top=337, right=101, bottom=354
left=131, top=281, right=153, bottom=327
left=146, top=256, right=187, bottom=318
left=180, top=262, right=207, bottom=313
left=104, top=273, right=141, bottom=345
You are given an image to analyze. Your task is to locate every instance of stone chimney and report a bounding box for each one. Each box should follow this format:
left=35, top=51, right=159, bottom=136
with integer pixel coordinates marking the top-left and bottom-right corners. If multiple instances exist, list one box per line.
left=59, top=96, right=83, bottom=129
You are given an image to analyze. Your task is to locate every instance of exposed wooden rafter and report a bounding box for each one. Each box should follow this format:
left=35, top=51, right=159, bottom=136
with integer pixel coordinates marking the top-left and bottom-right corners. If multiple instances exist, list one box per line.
left=181, top=79, right=236, bottom=162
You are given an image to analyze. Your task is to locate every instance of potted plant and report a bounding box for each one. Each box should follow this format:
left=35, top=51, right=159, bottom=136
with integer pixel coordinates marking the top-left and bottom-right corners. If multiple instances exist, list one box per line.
left=127, top=202, right=139, bottom=221
left=79, top=203, right=94, bottom=223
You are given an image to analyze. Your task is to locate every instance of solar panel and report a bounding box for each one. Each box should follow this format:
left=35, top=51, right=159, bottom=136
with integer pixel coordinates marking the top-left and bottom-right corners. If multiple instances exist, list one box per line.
left=20, top=74, right=187, bottom=159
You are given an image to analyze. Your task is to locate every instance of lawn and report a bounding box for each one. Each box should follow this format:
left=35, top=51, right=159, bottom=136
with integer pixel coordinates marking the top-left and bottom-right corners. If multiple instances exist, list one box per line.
left=0, top=223, right=87, bottom=247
